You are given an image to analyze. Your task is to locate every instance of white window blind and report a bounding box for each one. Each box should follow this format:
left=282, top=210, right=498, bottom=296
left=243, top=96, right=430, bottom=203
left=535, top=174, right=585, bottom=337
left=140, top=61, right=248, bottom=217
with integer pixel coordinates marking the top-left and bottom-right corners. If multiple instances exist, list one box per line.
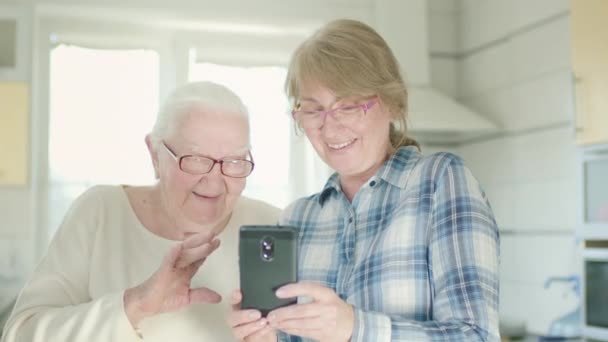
left=48, top=44, right=159, bottom=236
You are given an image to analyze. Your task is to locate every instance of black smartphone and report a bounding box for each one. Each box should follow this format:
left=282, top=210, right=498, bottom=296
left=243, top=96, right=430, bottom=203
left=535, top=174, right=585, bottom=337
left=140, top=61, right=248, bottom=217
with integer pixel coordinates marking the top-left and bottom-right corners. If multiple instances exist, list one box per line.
left=239, top=225, right=298, bottom=317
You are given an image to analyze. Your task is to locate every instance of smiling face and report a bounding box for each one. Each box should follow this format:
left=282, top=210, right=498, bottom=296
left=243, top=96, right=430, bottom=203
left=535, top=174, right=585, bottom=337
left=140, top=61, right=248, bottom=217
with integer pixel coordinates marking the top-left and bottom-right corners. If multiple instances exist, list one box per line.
left=297, top=82, right=393, bottom=183
left=150, top=106, right=250, bottom=232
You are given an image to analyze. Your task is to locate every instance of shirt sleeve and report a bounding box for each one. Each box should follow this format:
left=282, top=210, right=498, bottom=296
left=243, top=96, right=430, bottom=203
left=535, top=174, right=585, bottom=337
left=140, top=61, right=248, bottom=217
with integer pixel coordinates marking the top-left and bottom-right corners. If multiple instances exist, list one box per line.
left=350, top=156, right=501, bottom=341
left=1, top=188, right=141, bottom=342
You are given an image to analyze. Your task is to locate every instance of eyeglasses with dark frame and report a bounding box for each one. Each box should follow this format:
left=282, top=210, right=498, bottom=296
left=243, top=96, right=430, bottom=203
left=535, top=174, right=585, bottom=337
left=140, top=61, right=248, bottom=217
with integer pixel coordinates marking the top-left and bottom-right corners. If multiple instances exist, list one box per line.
left=291, top=97, right=379, bottom=130
left=161, top=141, right=255, bottom=178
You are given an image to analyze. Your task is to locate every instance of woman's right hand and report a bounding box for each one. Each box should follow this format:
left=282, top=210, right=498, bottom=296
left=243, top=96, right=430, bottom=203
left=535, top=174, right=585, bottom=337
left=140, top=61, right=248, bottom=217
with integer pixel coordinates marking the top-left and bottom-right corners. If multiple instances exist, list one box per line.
left=227, top=290, right=277, bottom=342
left=123, top=231, right=222, bottom=328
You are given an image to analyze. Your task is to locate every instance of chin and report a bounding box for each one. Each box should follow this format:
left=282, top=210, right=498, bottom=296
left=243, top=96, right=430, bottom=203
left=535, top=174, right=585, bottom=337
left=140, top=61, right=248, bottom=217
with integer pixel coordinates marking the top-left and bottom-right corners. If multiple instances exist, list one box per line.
left=193, top=217, right=217, bottom=225
left=187, top=210, right=223, bottom=226
left=336, top=158, right=379, bottom=178
left=324, top=155, right=361, bottom=174
left=336, top=167, right=366, bottom=178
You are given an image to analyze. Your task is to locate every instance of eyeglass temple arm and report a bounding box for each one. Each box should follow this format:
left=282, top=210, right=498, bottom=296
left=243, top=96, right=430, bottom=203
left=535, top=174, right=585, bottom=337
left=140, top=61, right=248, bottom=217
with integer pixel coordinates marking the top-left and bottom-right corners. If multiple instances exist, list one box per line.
left=363, top=98, right=379, bottom=111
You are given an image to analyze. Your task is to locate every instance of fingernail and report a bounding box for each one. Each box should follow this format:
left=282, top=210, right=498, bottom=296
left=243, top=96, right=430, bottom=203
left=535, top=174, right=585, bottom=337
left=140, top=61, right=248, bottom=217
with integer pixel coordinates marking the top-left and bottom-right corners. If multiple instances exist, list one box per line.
left=267, top=313, right=275, bottom=321
left=275, top=289, right=285, bottom=297
left=249, top=311, right=261, bottom=319
left=259, top=319, right=267, bottom=326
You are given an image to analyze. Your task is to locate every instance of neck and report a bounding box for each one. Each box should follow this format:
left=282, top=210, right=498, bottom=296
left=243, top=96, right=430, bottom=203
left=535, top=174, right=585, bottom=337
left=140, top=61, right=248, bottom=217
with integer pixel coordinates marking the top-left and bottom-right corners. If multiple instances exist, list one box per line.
left=339, top=165, right=382, bottom=202
left=339, top=147, right=393, bottom=201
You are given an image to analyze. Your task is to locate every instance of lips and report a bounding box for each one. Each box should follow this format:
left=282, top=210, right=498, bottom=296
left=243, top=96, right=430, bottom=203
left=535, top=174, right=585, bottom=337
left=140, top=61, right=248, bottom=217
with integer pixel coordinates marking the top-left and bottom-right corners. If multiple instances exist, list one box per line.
left=193, top=191, right=222, bottom=199
left=327, top=138, right=356, bottom=150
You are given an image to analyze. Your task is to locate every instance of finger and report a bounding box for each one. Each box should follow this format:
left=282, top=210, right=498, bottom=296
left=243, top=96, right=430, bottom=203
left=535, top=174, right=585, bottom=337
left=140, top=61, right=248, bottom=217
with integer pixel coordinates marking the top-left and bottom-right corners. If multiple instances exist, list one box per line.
left=176, top=239, right=221, bottom=268
left=182, top=231, right=216, bottom=249
left=231, top=290, right=243, bottom=309
left=181, top=257, right=206, bottom=279
left=276, top=282, right=334, bottom=302
left=189, top=287, right=222, bottom=304
left=161, top=243, right=183, bottom=270
left=191, top=258, right=205, bottom=270
left=278, top=327, right=321, bottom=340
left=244, top=325, right=274, bottom=341
left=271, top=315, right=328, bottom=331
left=226, top=309, right=262, bottom=327
left=267, top=303, right=324, bottom=323
left=232, top=319, right=269, bottom=340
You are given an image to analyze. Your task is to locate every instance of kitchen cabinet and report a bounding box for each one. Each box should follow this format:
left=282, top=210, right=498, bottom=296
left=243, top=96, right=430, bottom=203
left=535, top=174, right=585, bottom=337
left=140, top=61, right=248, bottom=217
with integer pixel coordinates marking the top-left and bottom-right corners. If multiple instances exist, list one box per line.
left=571, top=0, right=608, bottom=146
left=0, top=82, right=29, bottom=186
left=0, top=5, right=31, bottom=81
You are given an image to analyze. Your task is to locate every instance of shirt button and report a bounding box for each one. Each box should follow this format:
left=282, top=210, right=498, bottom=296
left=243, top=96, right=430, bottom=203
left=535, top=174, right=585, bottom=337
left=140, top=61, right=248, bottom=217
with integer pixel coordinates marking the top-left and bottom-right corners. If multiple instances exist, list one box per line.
left=370, top=180, right=376, bottom=187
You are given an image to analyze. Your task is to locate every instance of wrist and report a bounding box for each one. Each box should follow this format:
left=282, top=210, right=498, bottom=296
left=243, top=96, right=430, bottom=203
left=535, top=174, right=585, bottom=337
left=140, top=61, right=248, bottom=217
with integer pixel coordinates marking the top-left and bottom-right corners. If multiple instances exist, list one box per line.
left=123, top=287, right=146, bottom=328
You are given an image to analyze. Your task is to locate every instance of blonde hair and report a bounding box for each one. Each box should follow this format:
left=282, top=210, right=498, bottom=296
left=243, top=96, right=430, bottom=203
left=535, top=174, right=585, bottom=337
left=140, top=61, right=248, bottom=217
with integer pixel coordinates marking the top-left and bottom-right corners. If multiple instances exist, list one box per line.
left=285, top=19, right=419, bottom=150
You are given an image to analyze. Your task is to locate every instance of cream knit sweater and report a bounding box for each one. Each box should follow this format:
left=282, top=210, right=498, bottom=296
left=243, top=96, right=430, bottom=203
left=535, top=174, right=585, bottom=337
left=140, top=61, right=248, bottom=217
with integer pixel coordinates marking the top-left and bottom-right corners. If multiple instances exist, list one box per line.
left=1, top=185, right=280, bottom=342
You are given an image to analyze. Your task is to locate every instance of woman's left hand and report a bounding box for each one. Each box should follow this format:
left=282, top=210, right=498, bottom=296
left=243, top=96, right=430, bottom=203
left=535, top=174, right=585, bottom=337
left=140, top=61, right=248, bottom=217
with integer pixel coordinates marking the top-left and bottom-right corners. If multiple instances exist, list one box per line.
left=123, top=231, right=222, bottom=327
left=266, top=283, right=354, bottom=342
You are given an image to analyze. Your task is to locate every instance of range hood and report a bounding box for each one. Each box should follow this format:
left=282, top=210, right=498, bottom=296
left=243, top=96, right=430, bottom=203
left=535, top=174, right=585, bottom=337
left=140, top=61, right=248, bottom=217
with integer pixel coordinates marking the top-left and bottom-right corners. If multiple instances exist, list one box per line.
left=373, top=0, right=498, bottom=144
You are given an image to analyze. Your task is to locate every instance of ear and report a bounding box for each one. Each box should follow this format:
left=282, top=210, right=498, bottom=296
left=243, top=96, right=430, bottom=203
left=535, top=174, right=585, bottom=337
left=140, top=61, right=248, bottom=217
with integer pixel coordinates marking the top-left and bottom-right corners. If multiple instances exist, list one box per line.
left=145, top=135, right=160, bottom=179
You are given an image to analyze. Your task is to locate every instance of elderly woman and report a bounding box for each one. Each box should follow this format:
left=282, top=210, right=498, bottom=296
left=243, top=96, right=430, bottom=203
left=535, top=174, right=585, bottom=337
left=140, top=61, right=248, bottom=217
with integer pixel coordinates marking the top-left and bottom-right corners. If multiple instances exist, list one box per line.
left=229, top=19, right=500, bottom=342
left=1, top=82, right=280, bottom=342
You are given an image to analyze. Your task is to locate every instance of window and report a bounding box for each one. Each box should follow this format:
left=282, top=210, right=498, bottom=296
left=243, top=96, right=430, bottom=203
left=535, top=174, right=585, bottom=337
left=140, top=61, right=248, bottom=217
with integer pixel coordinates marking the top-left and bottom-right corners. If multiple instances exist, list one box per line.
left=48, top=44, right=159, bottom=235
left=189, top=62, right=291, bottom=208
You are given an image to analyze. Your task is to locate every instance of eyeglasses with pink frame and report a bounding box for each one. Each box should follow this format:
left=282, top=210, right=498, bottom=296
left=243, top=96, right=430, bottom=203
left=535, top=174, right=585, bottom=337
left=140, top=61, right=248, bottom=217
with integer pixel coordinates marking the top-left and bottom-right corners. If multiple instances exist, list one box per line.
left=291, top=97, right=379, bottom=129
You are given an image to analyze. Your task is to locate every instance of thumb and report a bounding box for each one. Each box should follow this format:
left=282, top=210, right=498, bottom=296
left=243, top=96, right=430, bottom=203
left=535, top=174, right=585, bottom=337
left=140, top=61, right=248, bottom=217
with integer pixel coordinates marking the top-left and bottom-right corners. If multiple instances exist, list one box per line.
left=189, top=287, right=222, bottom=304
left=230, top=289, right=242, bottom=311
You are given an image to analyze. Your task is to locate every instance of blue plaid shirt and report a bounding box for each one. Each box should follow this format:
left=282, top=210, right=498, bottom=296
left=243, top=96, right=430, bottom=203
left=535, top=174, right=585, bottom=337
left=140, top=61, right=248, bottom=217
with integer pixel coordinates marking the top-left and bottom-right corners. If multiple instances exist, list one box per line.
left=279, top=146, right=500, bottom=341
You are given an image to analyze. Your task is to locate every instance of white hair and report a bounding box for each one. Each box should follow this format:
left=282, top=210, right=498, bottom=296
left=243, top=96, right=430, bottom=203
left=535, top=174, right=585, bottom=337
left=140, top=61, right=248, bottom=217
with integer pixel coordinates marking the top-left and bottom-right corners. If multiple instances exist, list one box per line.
left=150, top=81, right=249, bottom=146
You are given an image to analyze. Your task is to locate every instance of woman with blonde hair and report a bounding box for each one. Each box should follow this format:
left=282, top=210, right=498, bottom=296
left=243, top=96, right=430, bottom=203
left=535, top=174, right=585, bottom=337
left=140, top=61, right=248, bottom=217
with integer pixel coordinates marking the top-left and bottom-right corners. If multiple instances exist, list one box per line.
left=229, top=19, right=500, bottom=342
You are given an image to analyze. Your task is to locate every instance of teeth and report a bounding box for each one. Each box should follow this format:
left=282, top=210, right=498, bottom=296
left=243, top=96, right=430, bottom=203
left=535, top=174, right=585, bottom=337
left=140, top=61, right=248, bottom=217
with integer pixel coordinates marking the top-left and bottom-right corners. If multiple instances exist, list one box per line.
left=328, top=139, right=355, bottom=149
left=194, top=192, right=220, bottom=198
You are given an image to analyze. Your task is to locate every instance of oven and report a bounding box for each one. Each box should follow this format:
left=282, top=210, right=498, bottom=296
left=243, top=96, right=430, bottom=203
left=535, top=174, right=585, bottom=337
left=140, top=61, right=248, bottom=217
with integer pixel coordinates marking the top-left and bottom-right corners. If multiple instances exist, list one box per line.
left=582, top=246, right=608, bottom=340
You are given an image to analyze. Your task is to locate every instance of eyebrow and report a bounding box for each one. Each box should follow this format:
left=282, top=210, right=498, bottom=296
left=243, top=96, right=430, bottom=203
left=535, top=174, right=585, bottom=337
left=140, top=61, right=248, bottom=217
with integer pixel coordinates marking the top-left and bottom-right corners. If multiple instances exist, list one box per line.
left=175, top=142, right=251, bottom=158
left=298, top=96, right=355, bottom=109
left=225, top=147, right=252, bottom=159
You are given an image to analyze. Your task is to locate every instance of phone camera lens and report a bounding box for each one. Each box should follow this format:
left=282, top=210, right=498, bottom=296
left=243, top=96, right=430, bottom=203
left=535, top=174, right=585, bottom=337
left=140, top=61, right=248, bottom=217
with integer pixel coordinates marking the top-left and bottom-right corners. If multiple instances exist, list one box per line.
left=260, top=237, right=274, bottom=261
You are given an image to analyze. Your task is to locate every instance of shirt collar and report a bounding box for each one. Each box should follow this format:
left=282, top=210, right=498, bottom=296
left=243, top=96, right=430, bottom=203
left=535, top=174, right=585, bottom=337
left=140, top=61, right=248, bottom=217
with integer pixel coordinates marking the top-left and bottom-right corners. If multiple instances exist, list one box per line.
left=318, top=172, right=341, bottom=205
left=377, top=145, right=421, bottom=189
left=317, top=146, right=421, bottom=205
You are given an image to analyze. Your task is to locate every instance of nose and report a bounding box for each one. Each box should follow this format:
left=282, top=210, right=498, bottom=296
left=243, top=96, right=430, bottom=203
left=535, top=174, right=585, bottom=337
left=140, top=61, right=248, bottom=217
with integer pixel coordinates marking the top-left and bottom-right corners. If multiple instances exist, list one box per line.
left=320, top=110, right=345, bottom=131
left=196, top=162, right=225, bottom=188
left=207, top=162, right=224, bottom=178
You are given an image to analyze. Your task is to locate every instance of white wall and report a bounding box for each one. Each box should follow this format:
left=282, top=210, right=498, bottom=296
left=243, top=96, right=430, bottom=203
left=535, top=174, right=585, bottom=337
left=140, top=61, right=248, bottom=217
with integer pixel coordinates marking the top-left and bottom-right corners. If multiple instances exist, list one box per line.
left=0, top=190, right=32, bottom=281
left=428, top=0, right=460, bottom=99
left=425, top=0, right=461, bottom=156
left=446, top=0, right=580, bottom=335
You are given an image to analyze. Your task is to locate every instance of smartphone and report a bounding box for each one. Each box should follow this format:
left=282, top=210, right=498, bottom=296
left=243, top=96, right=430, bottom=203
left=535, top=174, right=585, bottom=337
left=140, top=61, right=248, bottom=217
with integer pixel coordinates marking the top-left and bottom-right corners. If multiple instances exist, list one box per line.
left=239, top=225, right=298, bottom=317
